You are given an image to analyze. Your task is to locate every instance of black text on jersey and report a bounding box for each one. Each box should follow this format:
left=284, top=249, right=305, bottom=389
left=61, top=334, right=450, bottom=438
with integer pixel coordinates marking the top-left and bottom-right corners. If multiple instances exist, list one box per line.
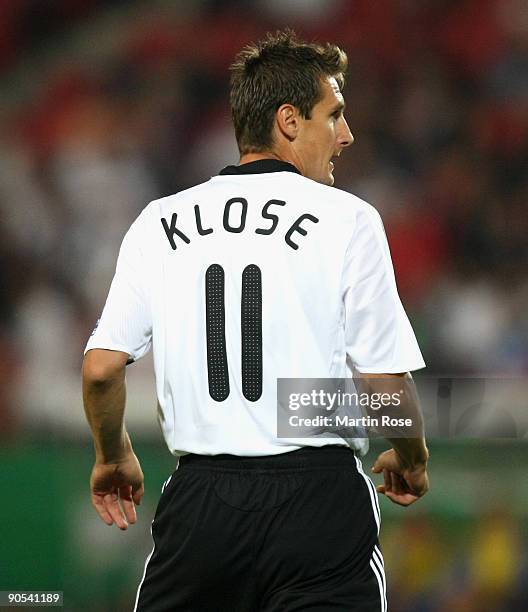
left=161, top=197, right=319, bottom=251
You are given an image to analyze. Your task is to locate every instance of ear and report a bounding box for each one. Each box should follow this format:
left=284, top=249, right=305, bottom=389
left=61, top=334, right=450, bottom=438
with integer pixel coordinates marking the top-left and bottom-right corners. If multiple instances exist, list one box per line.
left=275, top=104, right=300, bottom=142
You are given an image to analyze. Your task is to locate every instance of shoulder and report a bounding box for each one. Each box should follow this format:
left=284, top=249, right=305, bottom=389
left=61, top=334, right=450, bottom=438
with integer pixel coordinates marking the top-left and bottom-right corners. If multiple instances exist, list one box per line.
left=145, top=179, right=216, bottom=215
left=291, top=175, right=383, bottom=224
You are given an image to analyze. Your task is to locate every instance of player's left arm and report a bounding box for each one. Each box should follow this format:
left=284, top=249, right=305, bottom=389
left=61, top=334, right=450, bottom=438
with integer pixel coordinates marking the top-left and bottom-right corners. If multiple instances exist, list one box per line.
left=343, top=205, right=429, bottom=506
left=82, top=348, right=144, bottom=530
left=356, top=371, right=429, bottom=507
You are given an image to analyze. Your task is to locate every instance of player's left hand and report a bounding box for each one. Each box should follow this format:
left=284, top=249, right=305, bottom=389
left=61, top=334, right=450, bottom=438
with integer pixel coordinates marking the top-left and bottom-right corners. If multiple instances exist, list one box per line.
left=371, top=449, right=429, bottom=507
left=90, top=450, right=144, bottom=530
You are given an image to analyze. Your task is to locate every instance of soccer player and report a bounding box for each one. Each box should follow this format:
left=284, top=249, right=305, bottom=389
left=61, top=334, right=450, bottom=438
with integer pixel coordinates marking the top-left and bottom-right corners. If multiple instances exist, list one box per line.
left=82, top=30, right=429, bottom=611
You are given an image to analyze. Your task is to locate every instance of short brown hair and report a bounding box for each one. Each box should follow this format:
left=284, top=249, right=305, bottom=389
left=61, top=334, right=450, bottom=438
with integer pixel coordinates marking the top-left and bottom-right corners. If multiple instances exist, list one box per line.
left=229, top=29, right=347, bottom=154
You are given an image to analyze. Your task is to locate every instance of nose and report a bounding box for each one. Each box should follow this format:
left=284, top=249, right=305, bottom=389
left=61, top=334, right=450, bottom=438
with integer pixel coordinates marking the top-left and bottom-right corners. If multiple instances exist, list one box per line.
left=337, top=117, right=354, bottom=149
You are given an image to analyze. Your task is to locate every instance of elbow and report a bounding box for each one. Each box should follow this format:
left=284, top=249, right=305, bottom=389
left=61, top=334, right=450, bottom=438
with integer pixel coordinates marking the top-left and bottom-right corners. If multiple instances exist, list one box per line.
left=82, top=349, right=127, bottom=388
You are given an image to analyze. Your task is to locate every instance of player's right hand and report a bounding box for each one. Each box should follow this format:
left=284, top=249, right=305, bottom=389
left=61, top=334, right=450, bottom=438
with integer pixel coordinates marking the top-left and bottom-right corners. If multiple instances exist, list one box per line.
left=371, top=449, right=429, bottom=507
left=90, top=450, right=145, bottom=530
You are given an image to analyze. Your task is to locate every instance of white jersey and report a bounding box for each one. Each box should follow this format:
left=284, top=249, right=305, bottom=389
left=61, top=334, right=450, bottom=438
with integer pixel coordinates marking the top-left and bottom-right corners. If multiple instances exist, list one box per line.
left=85, top=160, right=425, bottom=456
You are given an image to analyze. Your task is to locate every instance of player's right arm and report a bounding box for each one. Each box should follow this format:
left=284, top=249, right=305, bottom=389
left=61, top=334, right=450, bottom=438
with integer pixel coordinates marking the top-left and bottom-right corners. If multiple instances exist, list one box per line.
left=83, top=348, right=144, bottom=529
left=82, top=213, right=152, bottom=528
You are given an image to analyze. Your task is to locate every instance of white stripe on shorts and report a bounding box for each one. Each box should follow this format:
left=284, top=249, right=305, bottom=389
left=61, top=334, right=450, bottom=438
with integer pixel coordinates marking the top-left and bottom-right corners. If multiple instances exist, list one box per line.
left=134, top=475, right=173, bottom=611
left=161, top=473, right=172, bottom=493
left=133, top=523, right=155, bottom=612
left=371, top=546, right=387, bottom=611
left=354, top=454, right=381, bottom=533
left=369, top=556, right=387, bottom=612
left=374, top=545, right=385, bottom=570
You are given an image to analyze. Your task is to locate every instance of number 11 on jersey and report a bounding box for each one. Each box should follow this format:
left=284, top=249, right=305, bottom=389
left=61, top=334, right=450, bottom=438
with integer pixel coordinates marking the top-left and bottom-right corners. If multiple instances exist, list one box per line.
left=205, top=264, right=263, bottom=402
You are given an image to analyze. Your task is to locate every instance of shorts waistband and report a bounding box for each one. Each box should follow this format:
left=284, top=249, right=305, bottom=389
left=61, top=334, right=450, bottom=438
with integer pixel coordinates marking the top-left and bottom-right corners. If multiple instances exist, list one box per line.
left=178, top=445, right=357, bottom=472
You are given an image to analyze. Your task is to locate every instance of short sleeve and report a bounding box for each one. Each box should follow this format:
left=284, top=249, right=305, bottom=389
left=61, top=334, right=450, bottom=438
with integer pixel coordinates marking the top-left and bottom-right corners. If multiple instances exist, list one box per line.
left=342, top=205, right=425, bottom=373
left=84, top=214, right=152, bottom=362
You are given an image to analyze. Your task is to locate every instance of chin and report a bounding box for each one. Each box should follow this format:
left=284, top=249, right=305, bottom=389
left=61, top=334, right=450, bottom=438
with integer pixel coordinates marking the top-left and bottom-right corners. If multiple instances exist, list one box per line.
left=322, top=173, right=334, bottom=186
left=309, top=170, right=334, bottom=186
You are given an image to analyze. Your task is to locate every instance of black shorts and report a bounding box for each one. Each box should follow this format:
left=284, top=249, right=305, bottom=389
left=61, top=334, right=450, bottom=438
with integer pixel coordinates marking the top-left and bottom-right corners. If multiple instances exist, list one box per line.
left=135, top=446, right=387, bottom=612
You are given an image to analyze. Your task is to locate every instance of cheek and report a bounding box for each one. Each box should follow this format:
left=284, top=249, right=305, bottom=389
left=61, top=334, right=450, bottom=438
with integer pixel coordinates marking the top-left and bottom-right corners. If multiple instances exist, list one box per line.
left=314, top=126, right=333, bottom=152
left=327, top=123, right=337, bottom=146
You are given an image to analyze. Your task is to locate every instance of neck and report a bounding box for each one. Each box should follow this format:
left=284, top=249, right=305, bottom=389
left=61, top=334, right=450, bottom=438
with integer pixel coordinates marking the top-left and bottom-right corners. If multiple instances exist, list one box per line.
left=239, top=149, right=303, bottom=174
left=239, top=151, right=283, bottom=165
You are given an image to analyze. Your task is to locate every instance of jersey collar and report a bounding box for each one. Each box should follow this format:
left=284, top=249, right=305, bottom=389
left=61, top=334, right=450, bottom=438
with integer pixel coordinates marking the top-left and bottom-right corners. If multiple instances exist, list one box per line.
left=219, top=159, right=301, bottom=176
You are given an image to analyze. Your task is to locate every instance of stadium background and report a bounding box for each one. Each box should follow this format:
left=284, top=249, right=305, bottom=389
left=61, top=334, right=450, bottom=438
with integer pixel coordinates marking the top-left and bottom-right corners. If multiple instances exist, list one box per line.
left=0, top=0, right=527, bottom=610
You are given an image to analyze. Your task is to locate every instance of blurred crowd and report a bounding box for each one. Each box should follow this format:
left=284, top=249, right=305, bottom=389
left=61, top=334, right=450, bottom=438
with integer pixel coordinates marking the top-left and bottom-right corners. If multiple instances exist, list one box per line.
left=1, top=0, right=527, bottom=433
left=384, top=509, right=528, bottom=612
